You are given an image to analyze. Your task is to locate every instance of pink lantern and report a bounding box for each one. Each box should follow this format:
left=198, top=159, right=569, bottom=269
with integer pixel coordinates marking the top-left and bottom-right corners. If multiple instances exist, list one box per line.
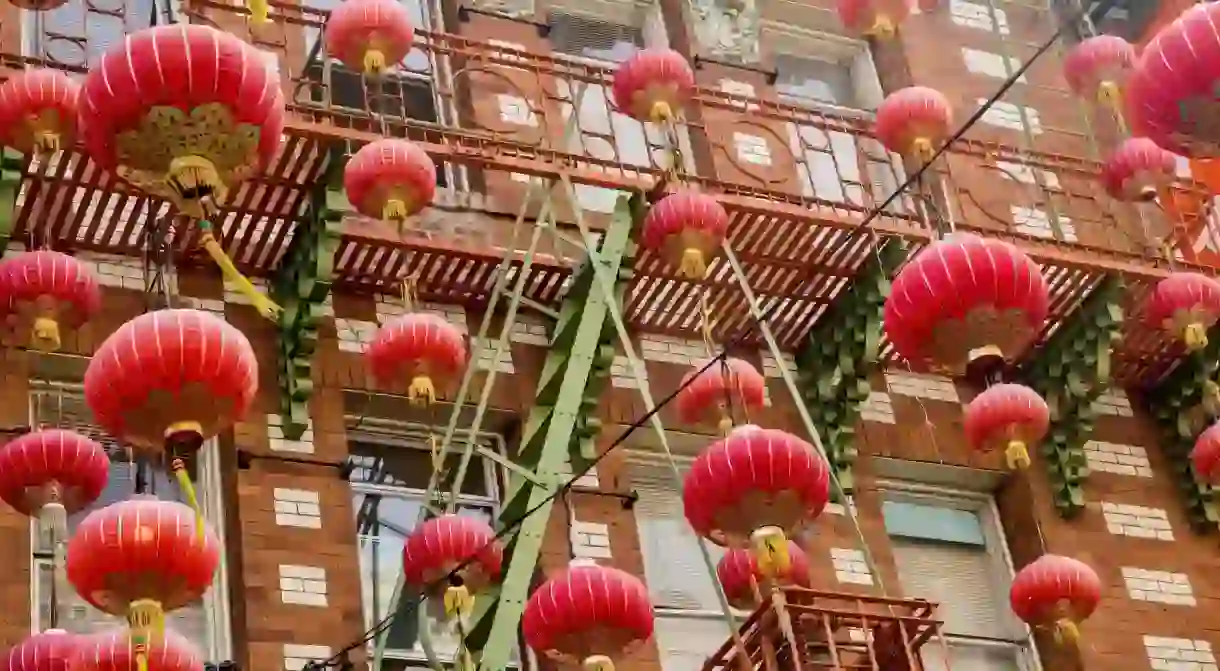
left=2, top=629, right=80, bottom=671
left=717, top=541, right=812, bottom=609
left=1063, top=35, right=1136, bottom=116
left=1143, top=272, right=1220, bottom=351
left=962, top=383, right=1050, bottom=470
left=874, top=87, right=954, bottom=162
left=837, top=0, right=914, bottom=39
left=1193, top=422, right=1220, bottom=484
left=640, top=190, right=729, bottom=280
left=675, top=357, right=767, bottom=434
left=1100, top=137, right=1178, bottom=201
left=611, top=49, right=695, bottom=124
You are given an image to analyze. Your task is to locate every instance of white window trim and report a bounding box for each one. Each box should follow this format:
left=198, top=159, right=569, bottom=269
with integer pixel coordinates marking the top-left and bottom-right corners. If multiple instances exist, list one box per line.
left=345, top=420, right=518, bottom=665
left=760, top=19, right=884, bottom=113
left=877, top=478, right=1043, bottom=671
left=26, top=381, right=233, bottom=661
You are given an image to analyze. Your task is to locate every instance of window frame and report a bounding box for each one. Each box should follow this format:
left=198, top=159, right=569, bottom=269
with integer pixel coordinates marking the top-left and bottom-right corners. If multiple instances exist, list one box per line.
left=26, top=380, right=233, bottom=661
left=20, top=0, right=166, bottom=66
left=344, top=419, right=518, bottom=666
left=877, top=478, right=1043, bottom=671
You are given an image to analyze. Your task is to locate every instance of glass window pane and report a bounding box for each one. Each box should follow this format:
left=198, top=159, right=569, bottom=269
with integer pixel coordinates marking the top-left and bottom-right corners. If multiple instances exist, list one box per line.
left=27, top=0, right=154, bottom=66
left=348, top=441, right=490, bottom=498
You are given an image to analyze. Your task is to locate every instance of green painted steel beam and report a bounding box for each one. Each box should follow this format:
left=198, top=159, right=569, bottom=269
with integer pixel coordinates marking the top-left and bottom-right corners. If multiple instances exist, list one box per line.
left=464, top=194, right=636, bottom=671
left=1021, top=275, right=1123, bottom=517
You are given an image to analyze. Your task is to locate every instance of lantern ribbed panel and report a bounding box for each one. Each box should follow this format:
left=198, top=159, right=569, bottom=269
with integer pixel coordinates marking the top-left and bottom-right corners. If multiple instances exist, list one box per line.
left=366, top=312, right=467, bottom=384
left=323, top=0, right=416, bottom=72
left=1009, top=555, right=1101, bottom=626
left=1, top=250, right=102, bottom=324
left=1100, top=137, right=1178, bottom=200
left=522, top=564, right=654, bottom=661
left=1192, top=423, right=1220, bottom=484
left=66, top=496, right=220, bottom=615
left=883, top=233, right=1049, bottom=369
left=611, top=48, right=695, bottom=122
left=84, top=309, right=258, bottom=450
left=0, top=429, right=109, bottom=516
left=1062, top=35, right=1135, bottom=99
left=1127, top=3, right=1220, bottom=156
left=0, top=69, right=80, bottom=153
left=2, top=630, right=80, bottom=671
left=682, top=425, right=830, bottom=545
left=873, top=86, right=953, bottom=157
left=343, top=139, right=437, bottom=220
left=674, top=357, right=767, bottom=426
left=716, top=541, right=811, bottom=609
left=73, top=629, right=202, bottom=671
left=1144, top=272, right=1220, bottom=331
left=78, top=25, right=284, bottom=180
left=962, top=384, right=1050, bottom=453
left=640, top=191, right=729, bottom=256
left=401, top=514, right=502, bottom=588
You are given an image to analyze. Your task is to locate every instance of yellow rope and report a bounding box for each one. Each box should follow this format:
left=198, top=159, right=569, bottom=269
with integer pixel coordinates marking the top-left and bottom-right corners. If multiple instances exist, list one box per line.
left=199, top=223, right=281, bottom=320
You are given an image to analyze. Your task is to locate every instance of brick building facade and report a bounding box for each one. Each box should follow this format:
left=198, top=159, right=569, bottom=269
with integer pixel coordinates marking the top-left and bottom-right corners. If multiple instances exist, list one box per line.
left=0, top=0, right=1217, bottom=671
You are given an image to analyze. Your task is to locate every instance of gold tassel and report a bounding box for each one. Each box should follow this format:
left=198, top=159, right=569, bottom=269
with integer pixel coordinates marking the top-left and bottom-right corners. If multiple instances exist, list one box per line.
left=247, top=0, right=269, bottom=24
left=443, top=585, right=473, bottom=620
left=717, top=414, right=734, bottom=436
left=408, top=375, right=436, bottom=407
left=171, top=458, right=205, bottom=543
left=128, top=598, right=165, bottom=671
left=1185, top=322, right=1209, bottom=351
left=750, top=526, right=790, bottom=579
left=583, top=656, right=615, bottom=671
left=649, top=101, right=673, bottom=124
left=363, top=50, right=388, bottom=76
left=31, top=316, right=61, bottom=352
left=1005, top=440, right=1031, bottom=470
left=1053, top=618, right=1081, bottom=647
left=677, top=248, right=708, bottom=280
left=199, top=224, right=282, bottom=321
left=869, top=15, right=896, bottom=39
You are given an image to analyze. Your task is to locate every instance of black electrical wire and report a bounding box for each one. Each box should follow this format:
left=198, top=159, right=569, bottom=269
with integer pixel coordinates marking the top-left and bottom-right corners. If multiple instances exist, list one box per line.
left=308, top=3, right=1115, bottom=667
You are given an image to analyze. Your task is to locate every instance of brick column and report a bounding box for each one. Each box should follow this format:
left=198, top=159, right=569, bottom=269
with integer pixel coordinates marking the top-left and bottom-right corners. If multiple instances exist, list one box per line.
left=0, top=351, right=29, bottom=648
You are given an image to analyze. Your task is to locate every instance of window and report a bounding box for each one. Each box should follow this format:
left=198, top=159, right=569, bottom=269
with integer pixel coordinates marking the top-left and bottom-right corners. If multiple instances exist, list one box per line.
left=628, top=455, right=739, bottom=671
left=774, top=52, right=903, bottom=212
left=347, top=428, right=519, bottom=666
left=549, top=11, right=661, bottom=213
left=880, top=485, right=1036, bottom=671
left=28, top=383, right=230, bottom=660
left=24, top=0, right=156, bottom=66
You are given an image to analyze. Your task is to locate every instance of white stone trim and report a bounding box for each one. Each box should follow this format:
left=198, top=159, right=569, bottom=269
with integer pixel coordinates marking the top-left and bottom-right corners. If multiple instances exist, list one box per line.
left=274, top=488, right=323, bottom=529
left=1085, top=441, right=1152, bottom=478
left=1122, top=567, right=1195, bottom=606
left=883, top=372, right=959, bottom=403
left=278, top=565, right=329, bottom=607
left=570, top=520, right=612, bottom=559
left=283, top=644, right=332, bottom=671
left=267, top=413, right=316, bottom=454
left=1102, top=502, right=1173, bottom=541
left=830, top=547, right=873, bottom=585
left=1144, top=636, right=1216, bottom=670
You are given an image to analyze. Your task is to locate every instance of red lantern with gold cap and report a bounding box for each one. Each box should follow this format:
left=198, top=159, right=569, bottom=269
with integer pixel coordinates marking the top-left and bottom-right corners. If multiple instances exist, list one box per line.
left=78, top=25, right=285, bottom=316
left=1101, top=137, right=1178, bottom=202
left=343, top=139, right=437, bottom=234
left=962, top=383, right=1049, bottom=471
left=717, top=541, right=811, bottom=609
left=366, top=312, right=467, bottom=407
left=874, top=86, right=954, bottom=164
left=523, top=562, right=654, bottom=671
left=324, top=0, right=416, bottom=77
left=1009, top=555, right=1101, bottom=648
left=0, top=69, right=80, bottom=156
left=84, top=308, right=257, bottom=529
left=73, top=628, right=202, bottom=671
left=3, top=629, right=80, bottom=671
left=684, top=425, right=829, bottom=583
left=675, top=357, right=767, bottom=435
left=836, top=0, right=914, bottom=39
left=66, top=497, right=219, bottom=671
left=402, top=514, right=502, bottom=623
left=1193, top=422, right=1220, bottom=483
left=611, top=48, right=695, bottom=124
left=1063, top=35, right=1135, bottom=118
left=884, top=233, right=1049, bottom=372
left=0, top=429, right=109, bottom=542
left=641, top=190, right=729, bottom=280
left=0, top=250, right=101, bottom=353
left=1143, top=272, right=1220, bottom=352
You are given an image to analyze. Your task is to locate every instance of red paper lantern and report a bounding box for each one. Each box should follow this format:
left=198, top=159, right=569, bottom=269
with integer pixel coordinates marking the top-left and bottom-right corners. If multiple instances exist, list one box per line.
left=324, top=0, right=415, bottom=76
left=717, top=541, right=811, bottom=609
left=0, top=69, right=80, bottom=156
left=1193, top=423, right=1220, bottom=483
left=343, top=139, right=437, bottom=231
left=874, top=86, right=953, bottom=162
left=1063, top=35, right=1135, bottom=114
left=85, top=309, right=257, bottom=452
left=1101, top=137, right=1178, bottom=201
left=2, top=629, right=80, bottom=671
left=884, top=233, right=1050, bottom=371
left=962, top=383, right=1049, bottom=471
left=522, top=563, right=654, bottom=671
left=837, top=0, right=914, bottom=39
left=0, top=250, right=102, bottom=353
left=66, top=497, right=220, bottom=637
left=73, top=629, right=202, bottom=671
left=401, top=514, right=502, bottom=594
left=366, top=312, right=467, bottom=407
left=683, top=425, right=830, bottom=547
left=1127, top=3, right=1220, bottom=156
left=78, top=24, right=285, bottom=219
left=675, top=357, right=767, bottom=434
left=0, top=429, right=109, bottom=538
left=7, top=0, right=69, bottom=10
left=641, top=190, right=729, bottom=280
left=1143, top=272, right=1220, bottom=351
left=1009, top=555, right=1101, bottom=647
left=611, top=48, right=695, bottom=124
